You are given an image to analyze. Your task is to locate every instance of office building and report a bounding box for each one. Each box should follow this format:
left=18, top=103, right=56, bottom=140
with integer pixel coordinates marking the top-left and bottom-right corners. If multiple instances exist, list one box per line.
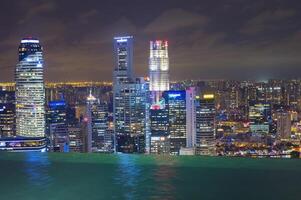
left=113, top=36, right=147, bottom=153
left=163, top=90, right=187, bottom=155
left=195, top=93, right=216, bottom=155
left=46, top=100, right=69, bottom=152
left=15, top=37, right=45, bottom=137
left=249, top=102, right=271, bottom=135
left=150, top=106, right=170, bottom=154
left=86, top=92, right=112, bottom=152
left=276, top=112, right=291, bottom=139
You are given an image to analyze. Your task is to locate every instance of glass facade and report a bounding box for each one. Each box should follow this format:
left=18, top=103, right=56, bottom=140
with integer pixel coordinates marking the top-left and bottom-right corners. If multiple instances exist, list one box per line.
left=15, top=38, right=45, bottom=137
left=163, top=91, right=187, bottom=155
left=149, top=40, right=169, bottom=104
left=196, top=94, right=216, bottom=155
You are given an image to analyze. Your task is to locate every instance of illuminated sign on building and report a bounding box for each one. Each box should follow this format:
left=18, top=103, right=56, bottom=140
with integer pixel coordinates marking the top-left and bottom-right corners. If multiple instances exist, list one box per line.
left=203, top=94, right=214, bottom=99
left=168, top=93, right=182, bottom=98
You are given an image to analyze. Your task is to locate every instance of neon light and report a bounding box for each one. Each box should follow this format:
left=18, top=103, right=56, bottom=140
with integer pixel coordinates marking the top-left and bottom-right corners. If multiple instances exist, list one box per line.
left=21, top=40, right=39, bottom=44
left=117, top=38, right=127, bottom=42
left=114, top=36, right=132, bottom=43
left=203, top=94, right=214, bottom=99
left=168, top=93, right=181, bottom=98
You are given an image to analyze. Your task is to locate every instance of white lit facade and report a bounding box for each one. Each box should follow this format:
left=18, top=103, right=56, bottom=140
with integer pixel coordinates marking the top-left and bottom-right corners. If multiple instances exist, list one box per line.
left=149, top=40, right=169, bottom=104
left=15, top=38, right=46, bottom=137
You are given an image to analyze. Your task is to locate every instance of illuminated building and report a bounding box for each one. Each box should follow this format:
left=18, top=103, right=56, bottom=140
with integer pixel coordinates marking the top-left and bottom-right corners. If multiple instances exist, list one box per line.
left=163, top=90, right=187, bottom=155
left=248, top=102, right=271, bottom=135
left=68, top=124, right=84, bottom=152
left=150, top=107, right=170, bottom=154
left=113, top=36, right=148, bottom=153
left=186, top=87, right=196, bottom=148
left=195, top=93, right=216, bottom=155
left=0, top=137, right=46, bottom=152
left=113, top=36, right=133, bottom=85
left=276, top=112, right=291, bottom=139
left=0, top=103, right=15, bottom=138
left=86, top=92, right=112, bottom=152
left=0, top=91, right=15, bottom=137
left=114, top=78, right=147, bottom=153
left=46, top=100, right=69, bottom=152
left=149, top=40, right=169, bottom=104
left=15, top=37, right=45, bottom=137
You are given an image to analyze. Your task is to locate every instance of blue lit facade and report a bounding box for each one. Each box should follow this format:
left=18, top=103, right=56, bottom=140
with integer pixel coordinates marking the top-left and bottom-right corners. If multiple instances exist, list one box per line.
left=15, top=38, right=45, bottom=137
left=46, top=100, right=69, bottom=152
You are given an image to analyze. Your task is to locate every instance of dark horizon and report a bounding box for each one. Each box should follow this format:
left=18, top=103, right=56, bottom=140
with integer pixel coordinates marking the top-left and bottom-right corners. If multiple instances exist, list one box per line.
left=0, top=0, right=301, bottom=82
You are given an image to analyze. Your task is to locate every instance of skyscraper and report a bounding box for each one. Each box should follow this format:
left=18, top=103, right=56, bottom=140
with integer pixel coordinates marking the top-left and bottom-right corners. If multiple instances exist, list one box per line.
left=150, top=106, right=170, bottom=154
left=15, top=37, right=45, bottom=137
left=113, top=36, right=133, bottom=85
left=186, top=87, right=196, bottom=148
left=46, top=100, right=68, bottom=152
left=0, top=91, right=15, bottom=138
left=163, top=91, right=187, bottom=155
left=195, top=93, right=216, bottom=155
left=149, top=40, right=169, bottom=104
left=248, top=101, right=271, bottom=135
left=276, top=112, right=291, bottom=139
left=113, top=36, right=148, bottom=153
left=114, top=78, right=148, bottom=153
left=86, top=92, right=112, bottom=152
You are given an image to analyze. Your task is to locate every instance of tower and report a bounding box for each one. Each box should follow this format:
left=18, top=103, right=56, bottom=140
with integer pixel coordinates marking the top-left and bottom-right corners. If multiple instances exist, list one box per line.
left=15, top=37, right=45, bottom=137
left=195, top=93, right=216, bottom=155
left=149, top=40, right=169, bottom=104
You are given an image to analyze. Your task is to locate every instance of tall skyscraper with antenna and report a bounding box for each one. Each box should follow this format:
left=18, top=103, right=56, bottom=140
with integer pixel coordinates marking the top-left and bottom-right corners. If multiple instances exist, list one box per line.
left=15, top=37, right=46, bottom=137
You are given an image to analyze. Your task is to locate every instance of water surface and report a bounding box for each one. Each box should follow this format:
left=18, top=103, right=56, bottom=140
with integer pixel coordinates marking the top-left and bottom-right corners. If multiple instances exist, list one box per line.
left=0, top=153, right=300, bottom=200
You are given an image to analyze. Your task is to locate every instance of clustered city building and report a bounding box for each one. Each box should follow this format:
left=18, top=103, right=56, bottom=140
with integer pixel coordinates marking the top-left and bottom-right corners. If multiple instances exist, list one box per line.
left=0, top=36, right=300, bottom=157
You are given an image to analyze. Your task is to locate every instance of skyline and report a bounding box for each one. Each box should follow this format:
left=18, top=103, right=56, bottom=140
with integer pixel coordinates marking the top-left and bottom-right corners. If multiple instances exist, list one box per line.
left=0, top=0, right=301, bottom=82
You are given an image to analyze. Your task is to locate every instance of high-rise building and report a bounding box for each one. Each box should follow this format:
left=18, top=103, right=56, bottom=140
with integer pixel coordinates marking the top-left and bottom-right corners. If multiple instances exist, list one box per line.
left=15, top=37, right=45, bottom=137
left=0, top=103, right=15, bottom=138
left=0, top=91, right=15, bottom=138
left=46, top=100, right=69, bottom=152
left=68, top=124, right=84, bottom=152
left=186, top=87, right=196, bottom=148
left=276, top=112, right=291, bottom=139
left=114, top=78, right=147, bottom=153
left=150, top=106, right=170, bottom=154
left=86, top=92, right=112, bottom=152
left=248, top=101, right=271, bottom=135
left=163, top=91, right=187, bottom=155
left=195, top=93, right=216, bottom=155
left=149, top=40, right=169, bottom=104
left=113, top=36, right=133, bottom=85
left=113, top=36, right=148, bottom=153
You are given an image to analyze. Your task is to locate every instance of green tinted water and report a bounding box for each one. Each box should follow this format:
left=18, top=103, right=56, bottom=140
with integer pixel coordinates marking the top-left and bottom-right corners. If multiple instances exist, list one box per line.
left=0, top=153, right=300, bottom=200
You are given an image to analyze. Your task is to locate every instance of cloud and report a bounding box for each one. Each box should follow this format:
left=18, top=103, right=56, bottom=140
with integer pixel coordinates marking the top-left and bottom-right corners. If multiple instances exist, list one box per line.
left=78, top=9, right=100, bottom=24
left=241, top=9, right=296, bottom=35
left=18, top=1, right=56, bottom=24
left=144, top=8, right=208, bottom=33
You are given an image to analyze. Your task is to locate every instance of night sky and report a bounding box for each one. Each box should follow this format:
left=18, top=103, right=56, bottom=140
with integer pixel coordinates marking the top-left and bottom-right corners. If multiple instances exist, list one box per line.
left=0, top=0, right=301, bottom=82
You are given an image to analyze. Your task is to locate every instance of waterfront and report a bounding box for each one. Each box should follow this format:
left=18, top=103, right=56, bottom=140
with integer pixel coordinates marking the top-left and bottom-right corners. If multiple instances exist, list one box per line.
left=0, top=153, right=300, bottom=200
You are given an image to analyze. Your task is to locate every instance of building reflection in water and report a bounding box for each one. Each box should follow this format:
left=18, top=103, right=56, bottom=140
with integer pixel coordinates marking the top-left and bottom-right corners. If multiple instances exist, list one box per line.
left=114, top=154, right=141, bottom=199
left=23, top=152, right=52, bottom=188
left=152, top=156, right=176, bottom=200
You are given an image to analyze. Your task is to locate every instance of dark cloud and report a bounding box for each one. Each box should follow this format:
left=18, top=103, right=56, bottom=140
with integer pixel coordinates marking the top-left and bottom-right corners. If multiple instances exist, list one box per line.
left=0, top=0, right=301, bottom=82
